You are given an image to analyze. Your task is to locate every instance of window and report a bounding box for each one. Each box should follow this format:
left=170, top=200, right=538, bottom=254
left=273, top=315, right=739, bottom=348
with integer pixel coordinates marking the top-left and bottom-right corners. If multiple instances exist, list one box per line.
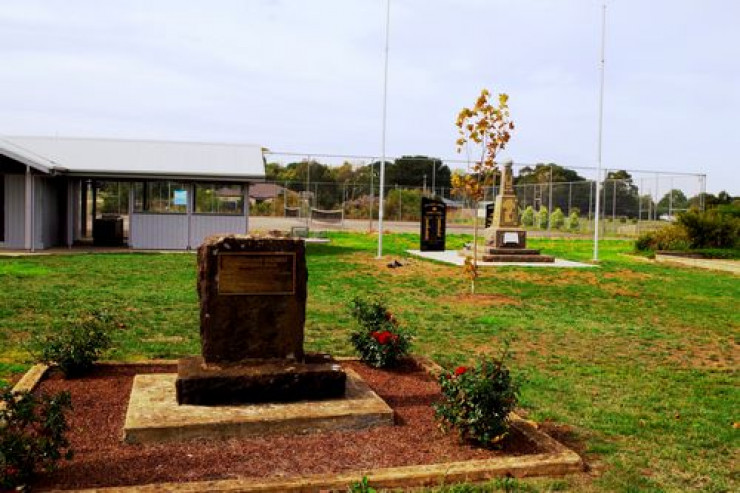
left=133, top=181, right=188, bottom=214
left=194, top=183, right=244, bottom=215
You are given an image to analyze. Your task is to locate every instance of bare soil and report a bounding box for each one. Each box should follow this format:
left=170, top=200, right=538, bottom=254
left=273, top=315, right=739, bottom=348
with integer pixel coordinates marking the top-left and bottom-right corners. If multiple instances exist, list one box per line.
left=33, top=360, right=541, bottom=490
left=441, top=293, right=521, bottom=306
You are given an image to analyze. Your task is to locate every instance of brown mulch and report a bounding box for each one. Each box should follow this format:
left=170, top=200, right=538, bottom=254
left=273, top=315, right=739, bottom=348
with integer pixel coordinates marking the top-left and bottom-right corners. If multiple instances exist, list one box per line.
left=32, top=360, right=541, bottom=490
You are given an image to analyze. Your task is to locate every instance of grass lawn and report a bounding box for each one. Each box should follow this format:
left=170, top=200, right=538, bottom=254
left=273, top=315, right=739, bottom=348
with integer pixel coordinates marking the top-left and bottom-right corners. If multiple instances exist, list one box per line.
left=0, top=233, right=737, bottom=492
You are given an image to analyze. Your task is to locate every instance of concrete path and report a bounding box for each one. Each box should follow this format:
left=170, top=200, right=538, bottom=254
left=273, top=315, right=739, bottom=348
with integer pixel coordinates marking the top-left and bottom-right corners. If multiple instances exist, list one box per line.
left=407, top=250, right=595, bottom=268
left=655, top=254, right=740, bottom=275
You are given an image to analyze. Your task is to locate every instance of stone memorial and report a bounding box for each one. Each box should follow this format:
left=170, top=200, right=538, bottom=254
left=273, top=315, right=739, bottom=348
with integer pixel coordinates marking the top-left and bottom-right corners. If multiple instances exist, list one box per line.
left=175, top=235, right=346, bottom=405
left=463, top=161, right=554, bottom=263
left=420, top=197, right=446, bottom=252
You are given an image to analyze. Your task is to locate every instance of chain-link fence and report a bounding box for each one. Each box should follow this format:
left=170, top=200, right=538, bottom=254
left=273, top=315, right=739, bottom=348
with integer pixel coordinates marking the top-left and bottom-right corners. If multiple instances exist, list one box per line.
left=252, top=152, right=706, bottom=237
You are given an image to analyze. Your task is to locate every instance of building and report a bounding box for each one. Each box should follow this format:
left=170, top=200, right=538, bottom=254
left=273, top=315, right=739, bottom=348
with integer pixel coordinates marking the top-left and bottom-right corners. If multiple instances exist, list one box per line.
left=0, top=136, right=266, bottom=250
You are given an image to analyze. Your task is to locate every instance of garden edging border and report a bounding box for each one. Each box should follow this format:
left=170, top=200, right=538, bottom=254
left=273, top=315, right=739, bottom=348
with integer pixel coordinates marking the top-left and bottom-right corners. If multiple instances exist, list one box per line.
left=14, top=359, right=584, bottom=492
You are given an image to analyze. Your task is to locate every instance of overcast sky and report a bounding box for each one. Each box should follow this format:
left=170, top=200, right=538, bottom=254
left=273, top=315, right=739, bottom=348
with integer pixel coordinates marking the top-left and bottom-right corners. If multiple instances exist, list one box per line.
left=1, top=0, right=737, bottom=195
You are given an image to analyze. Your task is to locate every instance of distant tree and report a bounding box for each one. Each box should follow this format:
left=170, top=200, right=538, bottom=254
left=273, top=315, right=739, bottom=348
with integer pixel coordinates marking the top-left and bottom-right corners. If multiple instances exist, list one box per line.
left=515, top=163, right=589, bottom=215
left=657, top=189, right=689, bottom=216
left=603, top=170, right=639, bottom=218
left=388, top=156, right=451, bottom=193
left=688, top=190, right=735, bottom=210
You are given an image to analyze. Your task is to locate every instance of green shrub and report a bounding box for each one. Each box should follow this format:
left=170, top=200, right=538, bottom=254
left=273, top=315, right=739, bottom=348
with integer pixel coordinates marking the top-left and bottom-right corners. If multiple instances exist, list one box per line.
left=537, top=206, right=549, bottom=229
left=567, top=211, right=580, bottom=231
left=676, top=209, right=740, bottom=249
left=348, top=476, right=377, bottom=493
left=635, top=224, right=691, bottom=252
left=0, top=387, right=73, bottom=490
left=550, top=207, right=565, bottom=229
left=520, top=206, right=534, bottom=227
left=348, top=297, right=412, bottom=368
left=31, top=310, right=114, bottom=377
left=433, top=356, right=519, bottom=447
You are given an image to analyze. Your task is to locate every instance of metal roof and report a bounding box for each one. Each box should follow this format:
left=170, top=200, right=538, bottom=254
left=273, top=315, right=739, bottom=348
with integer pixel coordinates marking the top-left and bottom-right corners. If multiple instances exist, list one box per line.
left=0, top=136, right=266, bottom=181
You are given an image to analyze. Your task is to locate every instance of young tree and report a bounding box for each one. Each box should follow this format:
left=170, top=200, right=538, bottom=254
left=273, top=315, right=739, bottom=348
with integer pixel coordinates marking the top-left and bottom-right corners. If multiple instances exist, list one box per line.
left=453, top=88, right=515, bottom=293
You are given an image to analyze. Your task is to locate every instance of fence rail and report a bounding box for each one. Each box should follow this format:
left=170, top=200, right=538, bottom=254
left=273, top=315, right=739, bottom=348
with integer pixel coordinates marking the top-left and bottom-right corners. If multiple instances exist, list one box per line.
left=253, top=152, right=706, bottom=236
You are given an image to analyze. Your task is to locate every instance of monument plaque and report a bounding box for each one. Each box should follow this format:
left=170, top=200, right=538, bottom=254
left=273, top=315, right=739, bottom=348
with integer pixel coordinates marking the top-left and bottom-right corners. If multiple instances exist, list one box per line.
left=420, top=197, right=446, bottom=252
left=176, top=234, right=347, bottom=405
left=218, top=253, right=296, bottom=295
left=485, top=203, right=495, bottom=229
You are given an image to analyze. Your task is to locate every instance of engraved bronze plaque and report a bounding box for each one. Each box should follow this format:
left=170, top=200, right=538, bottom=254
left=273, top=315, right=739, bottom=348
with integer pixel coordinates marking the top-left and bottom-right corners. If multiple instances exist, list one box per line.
left=218, top=252, right=296, bottom=295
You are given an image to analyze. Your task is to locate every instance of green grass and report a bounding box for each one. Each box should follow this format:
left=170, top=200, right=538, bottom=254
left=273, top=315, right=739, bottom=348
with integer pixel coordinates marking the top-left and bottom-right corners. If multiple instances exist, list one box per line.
left=0, top=234, right=737, bottom=492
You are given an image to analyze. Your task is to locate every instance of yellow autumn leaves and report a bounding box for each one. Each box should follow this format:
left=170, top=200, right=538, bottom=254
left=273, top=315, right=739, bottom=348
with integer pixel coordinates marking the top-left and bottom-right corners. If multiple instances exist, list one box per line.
left=452, top=88, right=515, bottom=203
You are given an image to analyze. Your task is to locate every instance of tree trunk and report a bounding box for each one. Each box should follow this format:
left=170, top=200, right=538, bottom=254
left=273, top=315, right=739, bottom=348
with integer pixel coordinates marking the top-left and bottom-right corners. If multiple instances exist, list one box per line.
left=472, top=200, right=478, bottom=294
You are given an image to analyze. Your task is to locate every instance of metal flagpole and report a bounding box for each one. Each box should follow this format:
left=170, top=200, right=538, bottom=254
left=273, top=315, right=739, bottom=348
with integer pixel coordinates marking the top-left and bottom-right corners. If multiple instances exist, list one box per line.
left=377, top=0, right=391, bottom=258
left=593, top=2, right=606, bottom=261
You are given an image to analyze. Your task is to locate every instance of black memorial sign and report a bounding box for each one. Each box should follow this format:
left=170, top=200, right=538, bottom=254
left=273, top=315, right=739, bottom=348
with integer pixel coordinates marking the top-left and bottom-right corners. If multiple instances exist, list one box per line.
left=485, top=203, right=495, bottom=228
left=420, top=197, right=446, bottom=251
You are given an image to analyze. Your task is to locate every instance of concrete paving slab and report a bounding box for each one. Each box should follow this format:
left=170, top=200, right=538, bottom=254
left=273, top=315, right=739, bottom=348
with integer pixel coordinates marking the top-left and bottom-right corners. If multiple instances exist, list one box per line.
left=407, top=250, right=595, bottom=268
left=123, top=368, right=394, bottom=444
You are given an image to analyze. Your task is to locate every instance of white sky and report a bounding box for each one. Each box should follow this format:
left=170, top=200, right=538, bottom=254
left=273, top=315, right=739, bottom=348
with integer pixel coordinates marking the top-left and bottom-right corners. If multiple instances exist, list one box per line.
left=1, top=0, right=738, bottom=194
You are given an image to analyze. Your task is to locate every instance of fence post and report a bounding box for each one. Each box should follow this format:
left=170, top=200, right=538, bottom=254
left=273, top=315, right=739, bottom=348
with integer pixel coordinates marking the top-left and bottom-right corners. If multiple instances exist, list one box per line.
left=612, top=179, right=617, bottom=221
left=548, top=165, right=553, bottom=231
left=588, top=180, right=593, bottom=227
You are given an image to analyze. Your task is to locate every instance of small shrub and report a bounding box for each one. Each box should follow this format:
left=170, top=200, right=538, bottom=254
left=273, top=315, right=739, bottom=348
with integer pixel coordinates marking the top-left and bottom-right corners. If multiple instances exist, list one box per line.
left=433, top=355, right=519, bottom=447
left=635, top=224, right=690, bottom=252
left=521, top=206, right=535, bottom=227
left=31, top=310, right=115, bottom=377
left=567, top=211, right=580, bottom=231
left=348, top=297, right=412, bottom=368
left=0, top=387, right=73, bottom=490
left=348, top=476, right=377, bottom=493
left=550, top=207, right=565, bottom=229
left=537, top=206, right=549, bottom=229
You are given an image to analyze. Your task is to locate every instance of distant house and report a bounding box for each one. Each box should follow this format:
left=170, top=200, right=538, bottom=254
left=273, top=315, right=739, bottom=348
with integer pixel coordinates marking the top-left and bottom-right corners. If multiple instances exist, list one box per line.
left=0, top=136, right=265, bottom=250
left=248, top=182, right=285, bottom=205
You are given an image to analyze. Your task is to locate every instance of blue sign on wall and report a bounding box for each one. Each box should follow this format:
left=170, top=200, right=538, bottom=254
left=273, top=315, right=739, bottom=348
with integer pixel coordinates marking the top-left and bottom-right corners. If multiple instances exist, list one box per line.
left=173, top=190, right=187, bottom=206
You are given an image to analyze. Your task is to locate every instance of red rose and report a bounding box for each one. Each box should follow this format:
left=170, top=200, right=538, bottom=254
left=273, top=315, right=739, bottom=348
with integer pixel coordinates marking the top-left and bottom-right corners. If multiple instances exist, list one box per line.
left=372, top=330, right=394, bottom=345
left=454, top=366, right=468, bottom=376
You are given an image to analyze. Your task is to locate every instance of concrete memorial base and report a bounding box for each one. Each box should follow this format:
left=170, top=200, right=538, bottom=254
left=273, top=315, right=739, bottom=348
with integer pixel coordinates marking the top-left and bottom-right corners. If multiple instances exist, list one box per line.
left=461, top=245, right=555, bottom=263
left=124, top=368, right=393, bottom=444
left=175, top=354, right=347, bottom=405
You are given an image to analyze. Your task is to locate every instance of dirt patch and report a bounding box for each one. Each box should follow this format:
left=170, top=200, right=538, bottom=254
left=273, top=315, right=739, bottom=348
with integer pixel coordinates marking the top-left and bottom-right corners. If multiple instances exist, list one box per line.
left=493, top=269, right=599, bottom=286
left=440, top=293, right=521, bottom=307
left=601, top=285, right=641, bottom=298
left=603, top=270, right=653, bottom=281
left=348, top=254, right=456, bottom=280
left=32, top=360, right=541, bottom=490
left=663, top=336, right=738, bottom=371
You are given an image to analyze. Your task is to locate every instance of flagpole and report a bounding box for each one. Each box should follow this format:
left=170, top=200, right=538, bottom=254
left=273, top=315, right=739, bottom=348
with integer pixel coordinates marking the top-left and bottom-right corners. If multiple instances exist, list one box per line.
left=377, top=0, right=391, bottom=258
left=593, top=2, right=606, bottom=261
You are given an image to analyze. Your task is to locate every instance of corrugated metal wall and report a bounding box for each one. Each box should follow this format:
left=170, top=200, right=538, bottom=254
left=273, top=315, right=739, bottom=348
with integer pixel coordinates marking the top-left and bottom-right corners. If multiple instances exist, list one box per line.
left=190, top=215, right=247, bottom=248
left=34, top=176, right=66, bottom=250
left=130, top=214, right=188, bottom=249
left=3, top=174, right=26, bottom=248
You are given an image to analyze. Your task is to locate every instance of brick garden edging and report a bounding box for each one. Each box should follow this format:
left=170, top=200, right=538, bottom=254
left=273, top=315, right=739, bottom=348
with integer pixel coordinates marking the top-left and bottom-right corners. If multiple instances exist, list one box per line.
left=15, top=359, right=584, bottom=492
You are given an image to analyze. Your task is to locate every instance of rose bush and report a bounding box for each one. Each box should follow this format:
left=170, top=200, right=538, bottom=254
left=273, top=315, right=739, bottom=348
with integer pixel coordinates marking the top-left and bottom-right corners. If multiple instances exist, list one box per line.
left=434, top=357, right=519, bottom=447
left=348, top=297, right=412, bottom=368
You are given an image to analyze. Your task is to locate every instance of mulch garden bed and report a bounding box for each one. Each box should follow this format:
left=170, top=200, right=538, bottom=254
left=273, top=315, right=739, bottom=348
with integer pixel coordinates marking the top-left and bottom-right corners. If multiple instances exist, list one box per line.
left=32, top=359, right=542, bottom=491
